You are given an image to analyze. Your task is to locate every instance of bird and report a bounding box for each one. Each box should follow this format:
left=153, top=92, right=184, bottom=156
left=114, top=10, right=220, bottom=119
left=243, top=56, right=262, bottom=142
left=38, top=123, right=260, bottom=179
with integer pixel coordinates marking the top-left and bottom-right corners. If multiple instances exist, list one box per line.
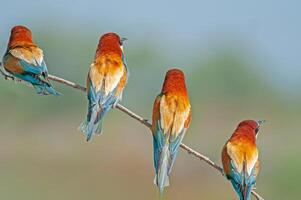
left=221, top=120, right=264, bottom=200
left=1, top=25, right=60, bottom=95
left=151, top=68, right=191, bottom=194
left=80, top=32, right=128, bottom=141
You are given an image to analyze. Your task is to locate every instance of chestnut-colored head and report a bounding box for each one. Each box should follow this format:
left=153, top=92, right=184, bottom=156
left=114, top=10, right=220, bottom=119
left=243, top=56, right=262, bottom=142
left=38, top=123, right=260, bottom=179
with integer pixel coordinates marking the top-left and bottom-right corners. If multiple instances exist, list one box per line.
left=162, top=68, right=188, bottom=96
left=96, top=32, right=125, bottom=57
left=235, top=119, right=265, bottom=138
left=8, top=25, right=33, bottom=48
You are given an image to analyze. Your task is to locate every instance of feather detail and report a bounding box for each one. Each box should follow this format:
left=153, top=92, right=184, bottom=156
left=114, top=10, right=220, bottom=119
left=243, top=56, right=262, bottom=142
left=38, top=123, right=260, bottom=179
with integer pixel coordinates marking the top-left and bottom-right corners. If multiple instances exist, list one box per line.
left=80, top=32, right=128, bottom=140
left=2, top=25, right=59, bottom=96
left=2, top=47, right=59, bottom=96
left=9, top=45, right=44, bottom=66
left=221, top=120, right=261, bottom=200
left=151, top=68, right=191, bottom=194
left=226, top=140, right=258, bottom=175
left=159, top=94, right=190, bottom=137
left=89, top=55, right=124, bottom=95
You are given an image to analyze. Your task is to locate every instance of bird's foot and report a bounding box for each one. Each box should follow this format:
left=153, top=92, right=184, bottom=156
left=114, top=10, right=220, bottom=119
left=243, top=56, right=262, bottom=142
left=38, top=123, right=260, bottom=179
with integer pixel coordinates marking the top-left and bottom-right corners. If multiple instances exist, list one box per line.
left=4, top=75, right=14, bottom=81
left=144, top=119, right=151, bottom=124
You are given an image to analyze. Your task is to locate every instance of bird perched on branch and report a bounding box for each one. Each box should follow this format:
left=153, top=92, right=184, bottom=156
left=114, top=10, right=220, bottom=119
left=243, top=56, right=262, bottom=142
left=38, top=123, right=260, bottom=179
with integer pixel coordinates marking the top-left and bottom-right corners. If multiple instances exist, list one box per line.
left=1, top=25, right=60, bottom=95
left=151, top=69, right=191, bottom=194
left=222, top=120, right=264, bottom=200
left=80, top=32, right=128, bottom=141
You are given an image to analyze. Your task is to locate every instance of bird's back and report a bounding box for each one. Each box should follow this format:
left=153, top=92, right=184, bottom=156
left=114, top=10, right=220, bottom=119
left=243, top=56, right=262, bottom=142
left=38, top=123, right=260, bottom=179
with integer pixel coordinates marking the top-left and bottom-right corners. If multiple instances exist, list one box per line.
left=159, top=92, right=190, bottom=138
left=89, top=53, right=125, bottom=95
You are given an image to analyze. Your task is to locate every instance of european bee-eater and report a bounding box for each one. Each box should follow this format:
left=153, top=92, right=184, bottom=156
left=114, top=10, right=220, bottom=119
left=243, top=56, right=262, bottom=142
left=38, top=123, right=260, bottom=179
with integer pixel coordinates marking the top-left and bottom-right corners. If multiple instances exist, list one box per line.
left=80, top=32, right=128, bottom=141
left=1, top=25, right=60, bottom=95
left=152, top=68, right=191, bottom=194
left=222, top=120, right=264, bottom=200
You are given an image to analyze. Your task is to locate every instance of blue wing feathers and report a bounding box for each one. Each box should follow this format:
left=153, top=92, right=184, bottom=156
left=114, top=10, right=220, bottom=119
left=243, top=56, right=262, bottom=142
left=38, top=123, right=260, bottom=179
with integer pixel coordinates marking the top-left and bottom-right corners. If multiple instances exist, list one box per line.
left=168, top=130, right=185, bottom=174
left=229, top=160, right=256, bottom=200
left=19, top=59, right=44, bottom=74
left=14, top=72, right=60, bottom=96
left=4, top=52, right=59, bottom=96
left=153, top=121, right=186, bottom=193
left=81, top=78, right=120, bottom=141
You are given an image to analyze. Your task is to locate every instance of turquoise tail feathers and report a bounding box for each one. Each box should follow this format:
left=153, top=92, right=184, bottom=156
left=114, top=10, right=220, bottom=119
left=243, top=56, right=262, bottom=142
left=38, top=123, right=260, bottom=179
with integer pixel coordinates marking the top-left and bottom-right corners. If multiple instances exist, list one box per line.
left=33, top=82, right=61, bottom=96
left=154, top=144, right=170, bottom=195
left=80, top=104, right=112, bottom=141
left=79, top=118, right=103, bottom=142
left=14, top=73, right=60, bottom=96
left=230, top=161, right=254, bottom=200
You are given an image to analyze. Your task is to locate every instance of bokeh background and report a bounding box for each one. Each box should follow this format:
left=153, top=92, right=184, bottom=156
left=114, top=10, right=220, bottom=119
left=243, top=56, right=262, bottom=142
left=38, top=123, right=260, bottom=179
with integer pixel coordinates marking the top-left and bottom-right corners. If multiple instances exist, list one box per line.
left=0, top=0, right=300, bottom=199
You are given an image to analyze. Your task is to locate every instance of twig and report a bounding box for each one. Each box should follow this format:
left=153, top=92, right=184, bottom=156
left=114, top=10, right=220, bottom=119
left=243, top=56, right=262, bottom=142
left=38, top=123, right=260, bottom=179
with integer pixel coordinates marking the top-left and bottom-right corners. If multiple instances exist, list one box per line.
left=1, top=64, right=264, bottom=200
left=48, top=75, right=86, bottom=92
left=48, top=74, right=264, bottom=200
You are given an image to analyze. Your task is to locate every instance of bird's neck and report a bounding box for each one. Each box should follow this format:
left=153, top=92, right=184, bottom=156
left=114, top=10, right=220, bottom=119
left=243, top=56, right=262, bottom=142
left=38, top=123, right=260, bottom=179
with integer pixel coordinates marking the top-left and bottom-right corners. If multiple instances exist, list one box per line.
left=96, top=42, right=122, bottom=58
left=8, top=33, right=33, bottom=48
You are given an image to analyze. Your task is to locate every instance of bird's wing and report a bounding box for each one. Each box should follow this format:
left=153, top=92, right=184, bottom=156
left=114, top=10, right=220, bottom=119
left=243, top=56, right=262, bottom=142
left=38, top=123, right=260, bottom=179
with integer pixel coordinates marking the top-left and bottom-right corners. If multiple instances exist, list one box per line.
left=160, top=95, right=191, bottom=174
left=152, top=95, right=166, bottom=172
left=222, top=144, right=232, bottom=178
left=114, top=64, right=128, bottom=101
left=89, top=55, right=124, bottom=95
left=168, top=106, right=191, bottom=164
left=86, top=74, right=97, bottom=121
left=225, top=141, right=259, bottom=186
left=153, top=94, right=190, bottom=152
left=152, top=95, right=165, bottom=146
left=9, top=46, right=48, bottom=75
left=87, top=57, right=125, bottom=123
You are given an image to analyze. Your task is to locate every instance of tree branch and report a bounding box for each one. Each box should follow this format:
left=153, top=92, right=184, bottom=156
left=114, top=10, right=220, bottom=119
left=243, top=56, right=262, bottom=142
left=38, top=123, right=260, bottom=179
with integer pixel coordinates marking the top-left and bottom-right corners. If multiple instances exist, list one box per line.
left=1, top=64, right=264, bottom=199
left=48, top=74, right=264, bottom=200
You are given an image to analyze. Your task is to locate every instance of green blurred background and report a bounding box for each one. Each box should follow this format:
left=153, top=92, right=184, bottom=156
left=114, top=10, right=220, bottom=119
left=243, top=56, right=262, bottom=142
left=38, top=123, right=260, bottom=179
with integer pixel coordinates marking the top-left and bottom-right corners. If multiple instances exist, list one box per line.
left=1, top=1, right=300, bottom=199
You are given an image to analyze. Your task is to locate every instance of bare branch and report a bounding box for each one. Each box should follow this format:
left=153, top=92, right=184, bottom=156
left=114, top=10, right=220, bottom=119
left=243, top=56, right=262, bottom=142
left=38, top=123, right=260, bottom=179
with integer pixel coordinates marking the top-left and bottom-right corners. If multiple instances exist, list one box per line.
left=48, top=75, right=86, bottom=92
left=1, top=64, right=264, bottom=200
left=47, top=74, right=264, bottom=200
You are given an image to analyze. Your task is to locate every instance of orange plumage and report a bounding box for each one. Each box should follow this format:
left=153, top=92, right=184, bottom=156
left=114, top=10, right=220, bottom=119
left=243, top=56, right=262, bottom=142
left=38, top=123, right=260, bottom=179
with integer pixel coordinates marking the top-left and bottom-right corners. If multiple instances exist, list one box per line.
left=8, top=26, right=34, bottom=48
left=152, top=68, right=191, bottom=194
left=2, top=25, right=60, bottom=95
left=96, top=33, right=123, bottom=57
left=161, top=69, right=188, bottom=97
left=152, top=69, right=191, bottom=136
left=80, top=32, right=128, bottom=141
left=88, top=33, right=126, bottom=96
left=221, top=120, right=263, bottom=200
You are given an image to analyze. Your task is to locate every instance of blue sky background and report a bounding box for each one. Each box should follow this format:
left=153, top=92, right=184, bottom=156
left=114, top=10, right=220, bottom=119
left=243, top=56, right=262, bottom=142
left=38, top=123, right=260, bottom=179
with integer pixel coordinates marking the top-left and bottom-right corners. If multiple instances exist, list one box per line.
left=1, top=0, right=300, bottom=91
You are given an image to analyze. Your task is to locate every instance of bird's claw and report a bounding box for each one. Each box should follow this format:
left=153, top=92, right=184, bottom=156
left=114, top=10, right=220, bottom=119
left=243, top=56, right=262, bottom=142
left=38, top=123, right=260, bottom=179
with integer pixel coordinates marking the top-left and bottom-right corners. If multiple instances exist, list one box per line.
left=144, top=119, right=151, bottom=124
left=4, top=75, right=14, bottom=81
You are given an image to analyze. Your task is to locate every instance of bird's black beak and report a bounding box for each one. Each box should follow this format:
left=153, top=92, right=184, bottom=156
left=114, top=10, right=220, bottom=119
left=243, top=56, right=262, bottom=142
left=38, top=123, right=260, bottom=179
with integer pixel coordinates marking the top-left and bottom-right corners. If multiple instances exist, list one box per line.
left=255, top=120, right=265, bottom=138
left=257, top=120, right=266, bottom=127
left=120, top=37, right=127, bottom=45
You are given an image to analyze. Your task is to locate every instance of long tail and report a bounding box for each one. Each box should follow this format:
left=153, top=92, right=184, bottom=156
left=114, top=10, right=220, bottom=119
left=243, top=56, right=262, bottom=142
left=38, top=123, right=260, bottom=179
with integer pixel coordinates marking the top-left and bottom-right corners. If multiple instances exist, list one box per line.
left=80, top=104, right=110, bottom=141
left=33, top=82, right=60, bottom=96
left=154, top=144, right=170, bottom=195
left=239, top=161, right=253, bottom=200
left=15, top=73, right=60, bottom=96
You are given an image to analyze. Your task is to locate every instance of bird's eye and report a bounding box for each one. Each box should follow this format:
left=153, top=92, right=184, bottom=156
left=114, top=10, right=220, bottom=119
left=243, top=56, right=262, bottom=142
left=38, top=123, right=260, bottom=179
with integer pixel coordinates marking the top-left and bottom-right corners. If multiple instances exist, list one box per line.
left=255, top=128, right=259, bottom=135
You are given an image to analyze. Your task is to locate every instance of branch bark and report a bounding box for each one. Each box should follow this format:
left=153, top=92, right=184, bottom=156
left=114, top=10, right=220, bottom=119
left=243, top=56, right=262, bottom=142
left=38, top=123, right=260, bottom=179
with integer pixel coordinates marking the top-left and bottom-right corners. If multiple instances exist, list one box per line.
left=48, top=74, right=264, bottom=200
left=0, top=65, right=264, bottom=199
